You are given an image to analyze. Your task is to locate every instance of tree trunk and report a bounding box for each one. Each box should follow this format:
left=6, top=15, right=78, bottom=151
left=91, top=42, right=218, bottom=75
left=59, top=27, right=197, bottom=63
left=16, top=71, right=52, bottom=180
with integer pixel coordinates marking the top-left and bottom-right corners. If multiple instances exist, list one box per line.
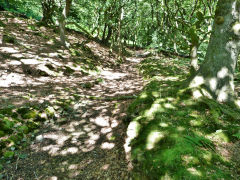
left=41, top=0, right=56, bottom=25
left=189, top=0, right=240, bottom=103
left=59, top=0, right=72, bottom=48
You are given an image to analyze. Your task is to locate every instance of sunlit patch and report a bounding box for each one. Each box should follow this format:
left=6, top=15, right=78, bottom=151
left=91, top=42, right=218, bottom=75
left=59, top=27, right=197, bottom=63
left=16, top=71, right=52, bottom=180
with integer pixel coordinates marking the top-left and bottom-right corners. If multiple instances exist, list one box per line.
left=61, top=147, right=79, bottom=155
left=92, top=116, right=109, bottom=127
left=159, top=122, right=168, bottom=127
left=101, top=142, right=115, bottom=149
left=0, top=46, right=19, bottom=53
left=192, top=89, right=202, bottom=99
left=177, top=126, right=185, bottom=132
left=65, top=126, right=76, bottom=132
left=182, top=155, right=200, bottom=165
left=232, top=23, right=240, bottom=35
left=20, top=59, right=41, bottom=65
left=140, top=92, right=147, bottom=99
left=57, top=135, right=70, bottom=145
left=190, top=76, right=204, bottom=88
left=42, top=145, right=60, bottom=156
left=202, top=151, right=212, bottom=164
left=209, top=78, right=217, bottom=91
left=164, top=103, right=175, bottom=109
left=0, top=73, right=25, bottom=87
left=100, top=70, right=127, bottom=80
left=68, top=164, right=78, bottom=170
left=217, top=67, right=228, bottom=79
left=207, top=129, right=229, bottom=143
left=146, top=131, right=165, bottom=150
left=101, top=127, right=112, bottom=134
left=11, top=53, right=24, bottom=58
left=48, top=176, right=58, bottom=180
left=187, top=167, right=202, bottom=176
left=234, top=99, right=240, bottom=108
left=144, top=103, right=163, bottom=118
left=152, top=91, right=160, bottom=97
left=190, top=120, right=202, bottom=127
left=9, top=60, right=21, bottom=65
left=101, top=164, right=110, bottom=170
left=82, top=146, right=95, bottom=152
left=217, top=86, right=228, bottom=102
left=111, top=119, right=119, bottom=128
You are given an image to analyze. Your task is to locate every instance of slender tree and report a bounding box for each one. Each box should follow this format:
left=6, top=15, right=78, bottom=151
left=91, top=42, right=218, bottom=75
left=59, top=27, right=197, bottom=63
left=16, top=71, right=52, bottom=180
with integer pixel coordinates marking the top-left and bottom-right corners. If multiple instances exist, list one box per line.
left=58, top=0, right=72, bottom=47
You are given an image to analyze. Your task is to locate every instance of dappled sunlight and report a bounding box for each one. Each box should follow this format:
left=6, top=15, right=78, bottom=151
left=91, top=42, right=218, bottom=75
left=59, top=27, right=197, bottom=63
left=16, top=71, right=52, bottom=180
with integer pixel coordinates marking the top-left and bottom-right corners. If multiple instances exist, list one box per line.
left=101, top=142, right=115, bottom=149
left=187, top=167, right=202, bottom=177
left=124, top=57, right=240, bottom=179
left=100, top=70, right=127, bottom=80
left=146, top=131, right=165, bottom=150
left=0, top=72, right=26, bottom=87
left=1, top=12, right=142, bottom=179
left=0, top=46, right=19, bottom=53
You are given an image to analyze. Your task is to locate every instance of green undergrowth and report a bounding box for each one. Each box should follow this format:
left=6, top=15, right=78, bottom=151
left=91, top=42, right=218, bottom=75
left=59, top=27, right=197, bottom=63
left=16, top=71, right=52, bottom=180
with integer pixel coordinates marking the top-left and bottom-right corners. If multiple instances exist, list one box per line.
left=126, top=58, right=240, bottom=179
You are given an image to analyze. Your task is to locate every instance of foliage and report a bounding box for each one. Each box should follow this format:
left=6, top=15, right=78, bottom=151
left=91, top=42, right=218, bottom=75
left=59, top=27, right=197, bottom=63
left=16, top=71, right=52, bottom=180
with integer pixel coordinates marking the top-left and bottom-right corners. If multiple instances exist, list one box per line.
left=0, top=0, right=217, bottom=59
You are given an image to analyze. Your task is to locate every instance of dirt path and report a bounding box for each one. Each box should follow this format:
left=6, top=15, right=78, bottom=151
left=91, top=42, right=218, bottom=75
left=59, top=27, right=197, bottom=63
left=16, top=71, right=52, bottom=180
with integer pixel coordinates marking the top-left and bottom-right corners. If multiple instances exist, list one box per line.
left=0, top=12, right=146, bottom=180
left=4, top=59, right=144, bottom=180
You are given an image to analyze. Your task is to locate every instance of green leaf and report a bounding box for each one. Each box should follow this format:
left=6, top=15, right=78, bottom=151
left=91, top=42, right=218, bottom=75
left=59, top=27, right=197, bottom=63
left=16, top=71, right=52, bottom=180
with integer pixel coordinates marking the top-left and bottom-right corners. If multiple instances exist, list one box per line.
left=3, top=151, right=14, bottom=158
left=233, top=133, right=240, bottom=139
left=18, top=153, right=28, bottom=159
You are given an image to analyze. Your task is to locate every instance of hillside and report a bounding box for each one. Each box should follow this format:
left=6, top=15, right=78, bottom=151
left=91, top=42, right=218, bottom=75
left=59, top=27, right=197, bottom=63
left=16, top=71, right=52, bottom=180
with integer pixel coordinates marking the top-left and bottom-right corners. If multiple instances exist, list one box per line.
left=0, top=11, right=145, bottom=179
left=1, top=10, right=240, bottom=180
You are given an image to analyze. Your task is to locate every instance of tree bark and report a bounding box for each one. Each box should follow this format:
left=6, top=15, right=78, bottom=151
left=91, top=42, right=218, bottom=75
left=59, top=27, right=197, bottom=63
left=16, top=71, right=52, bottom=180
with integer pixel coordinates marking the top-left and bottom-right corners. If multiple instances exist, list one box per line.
left=189, top=0, right=240, bottom=103
left=59, top=0, right=72, bottom=48
left=41, top=0, right=56, bottom=25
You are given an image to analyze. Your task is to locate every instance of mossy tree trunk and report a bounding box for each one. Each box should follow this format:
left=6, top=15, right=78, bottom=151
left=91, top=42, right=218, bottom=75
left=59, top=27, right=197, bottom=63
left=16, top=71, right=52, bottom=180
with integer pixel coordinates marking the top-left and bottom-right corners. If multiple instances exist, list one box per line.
left=189, top=0, right=240, bottom=103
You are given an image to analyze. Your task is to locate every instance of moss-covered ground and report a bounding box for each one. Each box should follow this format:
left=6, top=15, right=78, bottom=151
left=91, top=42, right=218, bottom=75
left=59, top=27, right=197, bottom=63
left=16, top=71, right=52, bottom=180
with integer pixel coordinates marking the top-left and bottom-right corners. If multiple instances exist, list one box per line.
left=126, top=57, right=240, bottom=179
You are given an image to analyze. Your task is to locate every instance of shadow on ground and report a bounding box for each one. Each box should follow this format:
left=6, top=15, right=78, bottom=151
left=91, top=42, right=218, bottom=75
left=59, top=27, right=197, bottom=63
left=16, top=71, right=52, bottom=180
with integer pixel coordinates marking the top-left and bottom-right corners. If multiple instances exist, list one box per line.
left=0, top=12, right=145, bottom=179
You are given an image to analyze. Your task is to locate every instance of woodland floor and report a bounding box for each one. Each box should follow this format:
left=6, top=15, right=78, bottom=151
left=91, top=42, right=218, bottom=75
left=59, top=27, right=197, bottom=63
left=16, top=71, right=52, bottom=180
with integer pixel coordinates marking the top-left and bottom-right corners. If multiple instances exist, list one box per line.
left=1, top=12, right=240, bottom=180
left=0, top=12, right=146, bottom=179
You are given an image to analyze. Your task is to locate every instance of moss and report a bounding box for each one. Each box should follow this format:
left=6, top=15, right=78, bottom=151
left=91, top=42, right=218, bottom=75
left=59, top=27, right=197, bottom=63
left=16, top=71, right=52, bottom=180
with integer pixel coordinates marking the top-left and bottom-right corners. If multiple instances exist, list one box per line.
left=3, top=151, right=14, bottom=159
left=126, top=57, right=239, bottom=179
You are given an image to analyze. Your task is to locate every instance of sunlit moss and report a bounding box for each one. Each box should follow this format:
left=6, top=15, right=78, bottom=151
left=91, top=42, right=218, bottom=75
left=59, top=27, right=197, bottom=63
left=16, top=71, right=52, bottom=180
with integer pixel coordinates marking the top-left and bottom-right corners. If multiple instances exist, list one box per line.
left=146, top=131, right=165, bottom=150
left=202, top=151, right=212, bottom=164
left=159, top=122, right=169, bottom=127
left=182, top=155, right=200, bottom=165
left=187, top=167, right=202, bottom=176
left=190, top=119, right=203, bottom=127
left=207, top=130, right=229, bottom=143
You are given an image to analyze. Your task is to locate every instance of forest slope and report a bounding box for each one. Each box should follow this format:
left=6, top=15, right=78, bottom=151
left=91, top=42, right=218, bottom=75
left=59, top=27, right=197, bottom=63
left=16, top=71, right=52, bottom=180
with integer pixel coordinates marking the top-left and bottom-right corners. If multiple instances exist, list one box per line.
left=0, top=11, right=145, bottom=179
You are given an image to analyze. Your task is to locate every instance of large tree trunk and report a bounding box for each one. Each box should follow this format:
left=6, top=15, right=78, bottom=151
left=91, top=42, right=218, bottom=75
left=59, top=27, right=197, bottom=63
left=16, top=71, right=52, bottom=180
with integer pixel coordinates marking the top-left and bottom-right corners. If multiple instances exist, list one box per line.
left=189, top=0, right=240, bottom=103
left=59, top=0, right=72, bottom=48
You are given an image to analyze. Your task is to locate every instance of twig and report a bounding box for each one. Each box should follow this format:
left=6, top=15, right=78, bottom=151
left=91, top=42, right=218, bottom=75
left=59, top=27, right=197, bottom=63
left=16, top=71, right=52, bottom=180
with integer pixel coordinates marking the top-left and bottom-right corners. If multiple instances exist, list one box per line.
left=15, top=157, right=19, bottom=170
left=34, top=171, right=38, bottom=179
